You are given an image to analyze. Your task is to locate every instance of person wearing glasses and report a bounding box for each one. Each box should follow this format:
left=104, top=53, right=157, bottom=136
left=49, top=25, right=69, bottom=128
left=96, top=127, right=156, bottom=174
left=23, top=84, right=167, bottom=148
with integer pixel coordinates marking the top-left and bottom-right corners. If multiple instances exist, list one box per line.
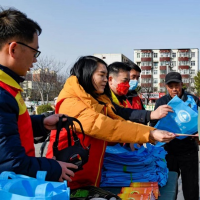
left=0, top=8, right=77, bottom=182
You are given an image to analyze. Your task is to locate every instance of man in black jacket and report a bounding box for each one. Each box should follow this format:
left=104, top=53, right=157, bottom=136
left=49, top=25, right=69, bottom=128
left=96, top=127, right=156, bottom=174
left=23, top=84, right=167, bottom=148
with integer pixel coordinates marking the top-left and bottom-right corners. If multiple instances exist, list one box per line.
left=150, top=72, right=199, bottom=200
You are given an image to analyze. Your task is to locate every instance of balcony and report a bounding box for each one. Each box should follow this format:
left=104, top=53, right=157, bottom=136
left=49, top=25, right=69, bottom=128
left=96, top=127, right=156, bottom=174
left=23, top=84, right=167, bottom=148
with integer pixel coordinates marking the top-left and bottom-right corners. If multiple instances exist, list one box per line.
left=178, top=66, right=190, bottom=70
left=160, top=66, right=166, bottom=70
left=159, top=83, right=165, bottom=87
left=181, top=74, right=190, bottom=79
left=160, top=74, right=166, bottom=79
left=141, top=83, right=152, bottom=88
left=141, top=57, right=152, bottom=62
left=141, top=75, right=152, bottom=78
left=160, top=57, right=170, bottom=62
left=178, top=57, right=189, bottom=61
left=141, top=66, right=152, bottom=70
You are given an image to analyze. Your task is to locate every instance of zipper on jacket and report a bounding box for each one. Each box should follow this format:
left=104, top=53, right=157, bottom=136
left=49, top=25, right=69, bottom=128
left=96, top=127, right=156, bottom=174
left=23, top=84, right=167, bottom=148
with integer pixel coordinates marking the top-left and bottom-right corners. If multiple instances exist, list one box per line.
left=94, top=140, right=106, bottom=186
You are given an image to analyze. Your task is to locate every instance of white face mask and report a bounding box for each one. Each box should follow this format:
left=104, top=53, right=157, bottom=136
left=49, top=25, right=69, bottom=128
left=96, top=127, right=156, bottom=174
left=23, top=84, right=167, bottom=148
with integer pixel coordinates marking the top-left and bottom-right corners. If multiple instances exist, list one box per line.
left=129, top=80, right=138, bottom=90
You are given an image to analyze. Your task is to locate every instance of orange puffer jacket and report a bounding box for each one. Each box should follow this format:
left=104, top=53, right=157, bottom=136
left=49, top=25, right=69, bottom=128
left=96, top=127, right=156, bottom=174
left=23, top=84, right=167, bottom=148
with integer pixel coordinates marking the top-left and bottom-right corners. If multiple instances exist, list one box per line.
left=46, top=76, right=154, bottom=189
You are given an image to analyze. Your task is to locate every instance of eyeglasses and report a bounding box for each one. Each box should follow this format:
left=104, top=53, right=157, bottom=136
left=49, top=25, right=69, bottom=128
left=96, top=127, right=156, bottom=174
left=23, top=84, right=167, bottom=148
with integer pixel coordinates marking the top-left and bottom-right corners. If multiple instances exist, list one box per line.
left=9, top=42, right=41, bottom=58
left=16, top=42, right=41, bottom=58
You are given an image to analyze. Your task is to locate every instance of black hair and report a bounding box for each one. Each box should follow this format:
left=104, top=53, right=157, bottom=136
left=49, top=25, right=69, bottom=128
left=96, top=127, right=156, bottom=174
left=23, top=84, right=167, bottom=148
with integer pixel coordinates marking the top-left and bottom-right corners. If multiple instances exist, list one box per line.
left=70, top=56, right=111, bottom=99
left=108, top=62, right=131, bottom=76
left=0, top=7, right=42, bottom=49
left=129, top=63, right=141, bottom=73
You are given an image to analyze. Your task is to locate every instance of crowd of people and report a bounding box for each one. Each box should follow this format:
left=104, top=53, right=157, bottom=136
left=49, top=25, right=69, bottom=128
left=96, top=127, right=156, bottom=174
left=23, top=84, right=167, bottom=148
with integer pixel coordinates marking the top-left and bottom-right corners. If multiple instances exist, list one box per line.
left=0, top=7, right=199, bottom=200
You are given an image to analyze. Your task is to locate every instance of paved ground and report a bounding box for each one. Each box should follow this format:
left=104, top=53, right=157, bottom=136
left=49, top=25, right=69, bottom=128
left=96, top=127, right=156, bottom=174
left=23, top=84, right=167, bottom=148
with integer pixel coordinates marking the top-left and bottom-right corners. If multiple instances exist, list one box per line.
left=35, top=143, right=200, bottom=199
left=177, top=151, right=200, bottom=200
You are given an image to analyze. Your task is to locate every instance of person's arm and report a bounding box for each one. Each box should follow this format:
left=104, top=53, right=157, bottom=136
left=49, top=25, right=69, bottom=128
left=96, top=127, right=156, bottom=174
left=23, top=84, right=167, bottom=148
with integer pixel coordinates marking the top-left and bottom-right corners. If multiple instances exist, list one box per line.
left=112, top=102, right=151, bottom=124
left=59, top=98, right=175, bottom=144
left=149, top=100, right=162, bottom=127
left=0, top=91, right=76, bottom=182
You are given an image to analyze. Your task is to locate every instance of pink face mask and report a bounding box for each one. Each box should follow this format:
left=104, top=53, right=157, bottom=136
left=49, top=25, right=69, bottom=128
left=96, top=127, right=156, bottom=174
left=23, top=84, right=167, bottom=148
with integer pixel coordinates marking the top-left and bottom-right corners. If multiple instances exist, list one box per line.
left=116, top=82, right=130, bottom=96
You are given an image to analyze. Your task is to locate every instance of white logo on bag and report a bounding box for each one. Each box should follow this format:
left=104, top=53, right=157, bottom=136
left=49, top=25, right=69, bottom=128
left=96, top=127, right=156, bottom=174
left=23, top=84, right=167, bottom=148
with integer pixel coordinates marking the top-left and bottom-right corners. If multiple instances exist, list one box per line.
left=178, top=110, right=191, bottom=123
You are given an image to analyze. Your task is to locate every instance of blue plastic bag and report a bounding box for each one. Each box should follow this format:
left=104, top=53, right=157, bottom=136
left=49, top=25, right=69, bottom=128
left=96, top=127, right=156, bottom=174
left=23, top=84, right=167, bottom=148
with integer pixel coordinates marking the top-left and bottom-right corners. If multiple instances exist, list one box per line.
left=0, top=171, right=70, bottom=200
left=101, top=144, right=168, bottom=187
left=155, top=95, right=198, bottom=147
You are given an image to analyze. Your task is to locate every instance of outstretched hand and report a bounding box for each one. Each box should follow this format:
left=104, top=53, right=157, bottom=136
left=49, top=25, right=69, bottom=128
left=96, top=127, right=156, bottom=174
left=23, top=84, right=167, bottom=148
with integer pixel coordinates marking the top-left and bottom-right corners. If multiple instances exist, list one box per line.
left=43, top=114, right=67, bottom=130
left=150, top=129, right=176, bottom=143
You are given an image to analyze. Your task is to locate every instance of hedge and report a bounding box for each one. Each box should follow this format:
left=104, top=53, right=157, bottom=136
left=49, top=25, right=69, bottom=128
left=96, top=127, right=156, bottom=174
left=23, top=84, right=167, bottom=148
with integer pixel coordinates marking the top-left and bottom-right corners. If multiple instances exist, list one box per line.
left=37, top=104, right=54, bottom=115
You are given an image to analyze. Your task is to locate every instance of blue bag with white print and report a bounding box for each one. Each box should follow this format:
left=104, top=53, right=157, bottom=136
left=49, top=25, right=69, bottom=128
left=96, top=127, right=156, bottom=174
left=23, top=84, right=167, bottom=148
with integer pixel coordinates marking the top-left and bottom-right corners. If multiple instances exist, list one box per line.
left=155, top=95, right=198, bottom=147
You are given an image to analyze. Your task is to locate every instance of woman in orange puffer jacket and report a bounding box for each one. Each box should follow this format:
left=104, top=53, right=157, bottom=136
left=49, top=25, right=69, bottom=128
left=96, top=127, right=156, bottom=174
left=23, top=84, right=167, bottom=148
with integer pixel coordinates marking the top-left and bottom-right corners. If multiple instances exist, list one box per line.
left=46, top=56, right=175, bottom=189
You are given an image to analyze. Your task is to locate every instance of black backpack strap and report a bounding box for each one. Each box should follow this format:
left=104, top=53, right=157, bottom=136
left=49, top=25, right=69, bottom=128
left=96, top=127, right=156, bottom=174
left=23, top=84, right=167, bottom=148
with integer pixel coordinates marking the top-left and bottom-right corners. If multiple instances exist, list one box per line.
left=40, top=134, right=50, bottom=157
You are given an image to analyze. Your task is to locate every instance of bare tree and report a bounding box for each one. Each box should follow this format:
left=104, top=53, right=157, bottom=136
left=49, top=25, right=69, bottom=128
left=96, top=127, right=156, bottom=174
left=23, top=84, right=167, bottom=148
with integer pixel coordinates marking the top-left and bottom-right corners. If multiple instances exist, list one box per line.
left=51, top=69, right=69, bottom=99
left=32, top=56, right=67, bottom=104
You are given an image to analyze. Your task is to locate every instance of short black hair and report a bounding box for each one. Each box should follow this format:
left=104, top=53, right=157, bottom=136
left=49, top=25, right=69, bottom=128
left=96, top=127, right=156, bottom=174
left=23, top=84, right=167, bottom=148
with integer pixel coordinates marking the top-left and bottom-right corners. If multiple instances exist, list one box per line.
left=0, top=7, right=42, bottom=49
left=129, top=63, right=141, bottom=73
left=70, top=56, right=110, bottom=99
left=108, top=62, right=131, bottom=76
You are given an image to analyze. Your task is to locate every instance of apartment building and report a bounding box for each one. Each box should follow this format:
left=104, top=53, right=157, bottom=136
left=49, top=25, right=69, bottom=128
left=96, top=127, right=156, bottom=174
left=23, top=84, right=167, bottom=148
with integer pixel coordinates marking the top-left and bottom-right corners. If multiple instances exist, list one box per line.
left=134, top=49, right=199, bottom=94
left=94, top=53, right=134, bottom=65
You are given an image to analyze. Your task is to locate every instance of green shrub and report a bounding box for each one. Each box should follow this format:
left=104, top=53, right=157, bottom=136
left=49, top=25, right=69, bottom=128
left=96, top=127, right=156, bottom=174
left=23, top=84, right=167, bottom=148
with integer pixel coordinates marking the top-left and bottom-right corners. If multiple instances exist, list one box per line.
left=37, top=104, right=54, bottom=115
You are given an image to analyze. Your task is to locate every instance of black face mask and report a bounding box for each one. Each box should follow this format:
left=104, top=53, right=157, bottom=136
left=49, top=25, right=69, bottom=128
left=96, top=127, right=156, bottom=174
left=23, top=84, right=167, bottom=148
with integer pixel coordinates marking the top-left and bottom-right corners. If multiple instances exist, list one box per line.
left=53, top=116, right=90, bottom=172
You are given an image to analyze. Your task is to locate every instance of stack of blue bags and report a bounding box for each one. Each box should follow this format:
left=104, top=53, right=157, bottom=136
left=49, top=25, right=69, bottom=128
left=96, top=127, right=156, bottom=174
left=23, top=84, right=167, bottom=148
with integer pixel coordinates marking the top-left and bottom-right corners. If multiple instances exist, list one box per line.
left=100, top=143, right=168, bottom=187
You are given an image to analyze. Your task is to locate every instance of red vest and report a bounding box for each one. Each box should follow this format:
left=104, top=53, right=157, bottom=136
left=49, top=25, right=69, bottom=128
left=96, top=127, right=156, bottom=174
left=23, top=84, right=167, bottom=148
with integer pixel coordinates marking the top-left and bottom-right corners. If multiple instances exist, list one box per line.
left=46, top=99, right=107, bottom=189
left=128, top=96, right=143, bottom=110
left=0, top=72, right=35, bottom=157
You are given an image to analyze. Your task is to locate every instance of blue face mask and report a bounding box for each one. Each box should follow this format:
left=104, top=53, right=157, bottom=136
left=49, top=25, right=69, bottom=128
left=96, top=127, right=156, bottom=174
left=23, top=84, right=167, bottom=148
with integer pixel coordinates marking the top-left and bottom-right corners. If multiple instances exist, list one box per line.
left=129, top=80, right=138, bottom=90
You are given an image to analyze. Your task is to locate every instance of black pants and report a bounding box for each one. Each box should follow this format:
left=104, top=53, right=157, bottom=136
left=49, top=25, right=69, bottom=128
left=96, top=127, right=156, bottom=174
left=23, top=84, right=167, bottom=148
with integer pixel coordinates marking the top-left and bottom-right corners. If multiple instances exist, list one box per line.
left=166, top=151, right=199, bottom=200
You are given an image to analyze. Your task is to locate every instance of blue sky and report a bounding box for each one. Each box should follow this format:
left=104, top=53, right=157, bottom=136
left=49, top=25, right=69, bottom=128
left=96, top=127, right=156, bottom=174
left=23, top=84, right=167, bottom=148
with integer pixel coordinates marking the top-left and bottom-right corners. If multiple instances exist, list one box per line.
left=1, top=0, right=200, bottom=70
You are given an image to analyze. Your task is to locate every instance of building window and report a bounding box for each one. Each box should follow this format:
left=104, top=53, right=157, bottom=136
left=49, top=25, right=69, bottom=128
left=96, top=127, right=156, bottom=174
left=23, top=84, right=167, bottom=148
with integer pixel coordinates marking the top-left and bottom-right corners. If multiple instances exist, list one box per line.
left=137, top=62, right=141, bottom=66
left=146, top=70, right=151, bottom=75
left=191, top=61, right=195, bottom=66
left=172, top=53, right=176, bottom=58
left=160, top=70, right=166, bottom=74
left=171, top=61, right=176, bottom=67
left=153, top=53, right=158, bottom=58
left=141, top=53, right=151, bottom=58
left=141, top=62, right=152, bottom=66
left=137, top=53, right=140, bottom=58
left=182, top=79, right=189, bottom=83
left=190, top=70, right=195, bottom=74
left=190, top=78, right=194, bottom=83
left=153, top=87, right=158, bottom=92
left=153, top=70, right=158, bottom=75
left=179, top=61, right=190, bottom=66
left=160, top=61, right=170, bottom=66
left=191, top=52, right=195, bottom=57
left=153, top=78, right=158, bottom=83
left=179, top=52, right=190, bottom=57
left=142, top=78, right=151, bottom=83
left=160, top=53, right=170, bottom=57
left=153, top=62, right=158, bottom=66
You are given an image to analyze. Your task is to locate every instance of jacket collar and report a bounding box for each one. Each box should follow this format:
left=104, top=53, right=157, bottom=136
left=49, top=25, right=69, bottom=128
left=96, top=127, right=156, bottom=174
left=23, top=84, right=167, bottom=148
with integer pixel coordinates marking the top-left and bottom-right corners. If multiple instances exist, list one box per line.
left=0, top=64, right=24, bottom=91
left=0, top=64, right=24, bottom=83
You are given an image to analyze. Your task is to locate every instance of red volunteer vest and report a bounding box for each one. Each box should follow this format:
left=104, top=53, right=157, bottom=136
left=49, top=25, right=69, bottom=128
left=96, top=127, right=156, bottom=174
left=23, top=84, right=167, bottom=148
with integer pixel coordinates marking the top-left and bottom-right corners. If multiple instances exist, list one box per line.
left=129, top=96, right=143, bottom=110
left=0, top=75, right=35, bottom=156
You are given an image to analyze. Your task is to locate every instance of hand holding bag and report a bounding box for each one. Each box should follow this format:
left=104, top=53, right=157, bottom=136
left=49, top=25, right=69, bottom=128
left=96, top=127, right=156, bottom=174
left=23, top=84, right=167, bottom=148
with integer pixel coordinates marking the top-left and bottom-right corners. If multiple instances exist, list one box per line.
left=53, top=115, right=90, bottom=172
